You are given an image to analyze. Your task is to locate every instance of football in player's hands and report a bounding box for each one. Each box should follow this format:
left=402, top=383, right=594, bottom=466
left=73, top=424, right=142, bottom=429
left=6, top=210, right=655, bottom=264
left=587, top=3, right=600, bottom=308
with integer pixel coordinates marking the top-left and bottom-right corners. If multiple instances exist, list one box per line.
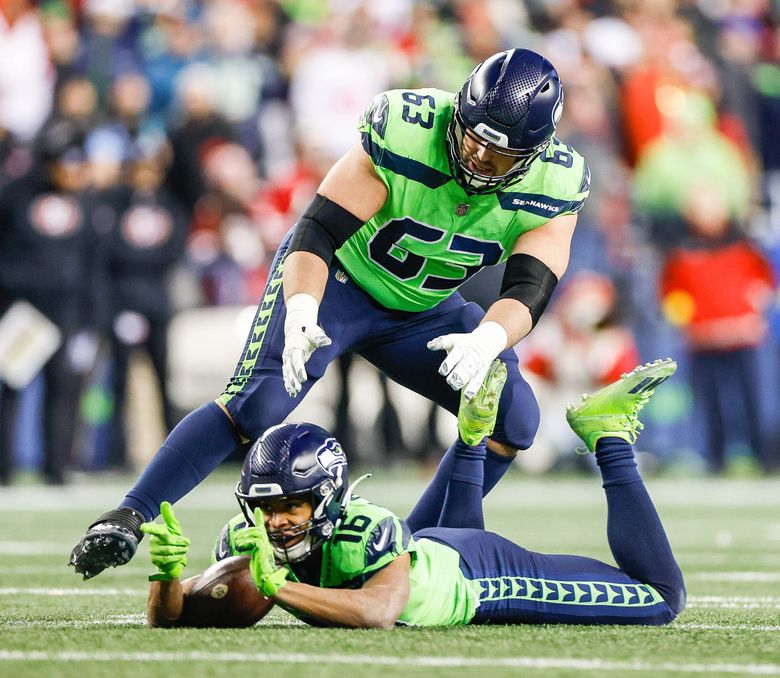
left=180, top=555, right=274, bottom=627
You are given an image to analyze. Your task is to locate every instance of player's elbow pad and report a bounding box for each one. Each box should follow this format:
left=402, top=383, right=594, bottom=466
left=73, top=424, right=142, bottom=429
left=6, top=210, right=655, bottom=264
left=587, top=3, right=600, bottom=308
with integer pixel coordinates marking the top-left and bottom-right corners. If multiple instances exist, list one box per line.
left=288, top=194, right=365, bottom=265
left=499, top=253, right=558, bottom=327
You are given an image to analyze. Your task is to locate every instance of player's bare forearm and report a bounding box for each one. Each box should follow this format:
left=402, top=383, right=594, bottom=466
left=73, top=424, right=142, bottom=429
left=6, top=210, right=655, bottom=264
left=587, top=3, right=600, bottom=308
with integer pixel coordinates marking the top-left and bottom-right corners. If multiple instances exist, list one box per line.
left=486, top=212, right=577, bottom=344
left=282, top=251, right=330, bottom=302
left=481, top=298, right=533, bottom=348
left=273, top=554, right=410, bottom=629
left=274, top=582, right=395, bottom=628
left=147, top=578, right=183, bottom=628
left=146, top=576, right=199, bottom=628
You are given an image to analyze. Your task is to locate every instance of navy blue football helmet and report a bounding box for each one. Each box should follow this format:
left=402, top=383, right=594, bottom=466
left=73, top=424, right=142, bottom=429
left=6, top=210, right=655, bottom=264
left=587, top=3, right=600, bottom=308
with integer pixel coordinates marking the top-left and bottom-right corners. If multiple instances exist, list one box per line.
left=447, top=48, right=564, bottom=193
left=235, top=423, right=352, bottom=562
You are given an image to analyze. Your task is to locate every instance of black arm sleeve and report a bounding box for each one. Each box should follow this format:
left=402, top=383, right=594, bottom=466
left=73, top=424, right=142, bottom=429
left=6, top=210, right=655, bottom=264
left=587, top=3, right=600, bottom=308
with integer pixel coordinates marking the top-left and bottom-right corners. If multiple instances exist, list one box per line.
left=288, top=194, right=365, bottom=265
left=499, top=253, right=559, bottom=327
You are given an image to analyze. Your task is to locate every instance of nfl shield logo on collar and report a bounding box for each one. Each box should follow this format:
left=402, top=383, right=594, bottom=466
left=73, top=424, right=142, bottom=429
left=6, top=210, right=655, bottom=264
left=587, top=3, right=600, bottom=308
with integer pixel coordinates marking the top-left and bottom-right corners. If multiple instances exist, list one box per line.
left=455, top=203, right=470, bottom=217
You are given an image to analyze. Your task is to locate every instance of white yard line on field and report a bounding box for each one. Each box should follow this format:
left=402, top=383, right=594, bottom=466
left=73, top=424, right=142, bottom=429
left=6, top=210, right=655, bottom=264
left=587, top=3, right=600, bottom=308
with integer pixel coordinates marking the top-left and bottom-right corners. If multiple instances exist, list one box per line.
left=689, top=596, right=780, bottom=603
left=5, top=617, right=779, bottom=633
left=2, top=614, right=145, bottom=628
left=679, top=554, right=780, bottom=566
left=1, top=565, right=144, bottom=576
left=687, top=595, right=780, bottom=610
left=2, top=615, right=304, bottom=629
left=689, top=572, right=780, bottom=582
left=674, top=622, right=780, bottom=632
left=0, top=542, right=72, bottom=555
left=0, top=650, right=779, bottom=674
left=0, top=588, right=146, bottom=596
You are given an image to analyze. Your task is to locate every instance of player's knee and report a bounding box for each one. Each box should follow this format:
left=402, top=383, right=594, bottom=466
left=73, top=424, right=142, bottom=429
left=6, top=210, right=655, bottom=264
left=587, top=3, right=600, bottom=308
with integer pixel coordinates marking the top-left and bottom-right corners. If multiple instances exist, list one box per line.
left=225, top=401, right=291, bottom=441
left=654, top=570, right=686, bottom=621
left=230, top=413, right=274, bottom=441
left=499, top=391, right=540, bottom=451
left=664, top=579, right=687, bottom=618
left=214, top=399, right=240, bottom=430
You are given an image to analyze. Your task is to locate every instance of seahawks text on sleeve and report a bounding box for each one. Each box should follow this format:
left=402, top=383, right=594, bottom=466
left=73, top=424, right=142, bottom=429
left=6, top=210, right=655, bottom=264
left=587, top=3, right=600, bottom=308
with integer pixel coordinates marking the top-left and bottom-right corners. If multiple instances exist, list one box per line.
left=333, top=88, right=590, bottom=312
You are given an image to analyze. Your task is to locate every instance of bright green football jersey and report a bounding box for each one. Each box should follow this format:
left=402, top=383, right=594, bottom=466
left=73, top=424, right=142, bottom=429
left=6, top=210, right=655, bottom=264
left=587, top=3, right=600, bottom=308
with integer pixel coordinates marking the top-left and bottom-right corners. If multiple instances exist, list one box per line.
left=213, top=497, right=478, bottom=626
left=334, top=88, right=591, bottom=312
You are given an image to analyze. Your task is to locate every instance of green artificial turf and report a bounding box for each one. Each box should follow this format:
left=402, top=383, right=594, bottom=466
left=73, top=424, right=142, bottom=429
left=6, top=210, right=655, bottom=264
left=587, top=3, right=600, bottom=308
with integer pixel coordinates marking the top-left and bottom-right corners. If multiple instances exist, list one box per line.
left=1, top=467, right=779, bottom=677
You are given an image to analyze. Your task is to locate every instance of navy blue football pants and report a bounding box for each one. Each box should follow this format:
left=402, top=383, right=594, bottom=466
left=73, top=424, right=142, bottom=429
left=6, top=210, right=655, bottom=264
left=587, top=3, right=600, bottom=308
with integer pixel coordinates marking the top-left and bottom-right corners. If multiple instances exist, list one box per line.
left=123, top=231, right=539, bottom=519
left=412, top=438, right=685, bottom=626
left=218, top=231, right=538, bottom=446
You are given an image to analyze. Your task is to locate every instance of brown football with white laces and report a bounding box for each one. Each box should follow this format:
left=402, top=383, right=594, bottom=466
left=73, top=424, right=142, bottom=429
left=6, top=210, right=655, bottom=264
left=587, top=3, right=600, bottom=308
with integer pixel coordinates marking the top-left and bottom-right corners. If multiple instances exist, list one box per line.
left=180, top=555, right=274, bottom=627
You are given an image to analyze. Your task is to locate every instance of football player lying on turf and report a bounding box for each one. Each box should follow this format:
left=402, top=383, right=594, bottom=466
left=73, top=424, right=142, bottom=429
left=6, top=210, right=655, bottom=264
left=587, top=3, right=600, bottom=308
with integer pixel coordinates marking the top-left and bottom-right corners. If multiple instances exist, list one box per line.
left=143, top=359, right=685, bottom=628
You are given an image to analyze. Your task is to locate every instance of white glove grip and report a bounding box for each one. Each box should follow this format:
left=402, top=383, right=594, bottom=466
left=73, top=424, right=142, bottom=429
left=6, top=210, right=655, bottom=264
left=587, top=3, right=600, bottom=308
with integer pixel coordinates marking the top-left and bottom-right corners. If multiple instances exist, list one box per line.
left=285, top=293, right=320, bottom=335
left=471, top=321, right=508, bottom=361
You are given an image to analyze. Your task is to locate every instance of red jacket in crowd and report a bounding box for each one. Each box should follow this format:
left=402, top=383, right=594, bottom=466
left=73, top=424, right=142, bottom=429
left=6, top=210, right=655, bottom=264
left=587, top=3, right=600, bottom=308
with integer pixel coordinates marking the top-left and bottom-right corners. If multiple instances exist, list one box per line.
left=660, top=239, right=775, bottom=351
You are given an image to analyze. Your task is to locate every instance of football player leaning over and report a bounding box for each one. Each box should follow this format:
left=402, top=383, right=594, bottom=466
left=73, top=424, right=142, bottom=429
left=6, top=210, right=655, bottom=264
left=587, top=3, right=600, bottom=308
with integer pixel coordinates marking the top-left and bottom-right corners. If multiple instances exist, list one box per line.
left=143, top=360, right=685, bottom=629
left=72, top=47, right=591, bottom=581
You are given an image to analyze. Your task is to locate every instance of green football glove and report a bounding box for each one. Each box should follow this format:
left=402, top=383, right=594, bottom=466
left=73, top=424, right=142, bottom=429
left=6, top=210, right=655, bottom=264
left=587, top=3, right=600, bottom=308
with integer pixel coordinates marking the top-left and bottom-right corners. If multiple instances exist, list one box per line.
left=233, top=508, right=288, bottom=597
left=139, top=501, right=190, bottom=582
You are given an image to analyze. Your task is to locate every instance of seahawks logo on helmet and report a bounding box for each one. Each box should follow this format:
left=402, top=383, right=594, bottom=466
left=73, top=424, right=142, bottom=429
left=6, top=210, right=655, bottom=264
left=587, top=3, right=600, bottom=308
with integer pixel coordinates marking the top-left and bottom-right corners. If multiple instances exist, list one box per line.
left=551, top=88, right=564, bottom=128
left=316, top=438, right=347, bottom=477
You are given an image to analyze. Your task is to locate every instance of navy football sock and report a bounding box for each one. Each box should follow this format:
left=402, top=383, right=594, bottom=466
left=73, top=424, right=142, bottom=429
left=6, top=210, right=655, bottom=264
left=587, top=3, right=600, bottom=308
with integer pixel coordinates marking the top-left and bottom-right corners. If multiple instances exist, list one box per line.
left=438, top=439, right=486, bottom=530
left=122, top=402, right=243, bottom=521
left=406, top=442, right=455, bottom=533
left=595, top=437, right=685, bottom=613
left=482, top=448, right=515, bottom=495
left=406, top=441, right=514, bottom=532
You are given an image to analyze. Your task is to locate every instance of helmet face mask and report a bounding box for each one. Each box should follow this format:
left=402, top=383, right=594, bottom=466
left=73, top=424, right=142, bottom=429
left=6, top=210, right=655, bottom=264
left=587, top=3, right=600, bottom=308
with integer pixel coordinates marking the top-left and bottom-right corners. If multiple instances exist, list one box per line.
left=235, top=423, right=349, bottom=563
left=447, top=48, right=563, bottom=194
left=239, top=491, right=319, bottom=563
left=447, top=107, right=550, bottom=193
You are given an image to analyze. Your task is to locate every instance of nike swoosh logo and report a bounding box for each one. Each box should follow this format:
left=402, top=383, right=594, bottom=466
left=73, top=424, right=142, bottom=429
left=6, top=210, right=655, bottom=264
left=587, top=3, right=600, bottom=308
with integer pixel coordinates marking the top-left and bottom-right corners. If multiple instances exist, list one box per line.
left=370, top=528, right=391, bottom=553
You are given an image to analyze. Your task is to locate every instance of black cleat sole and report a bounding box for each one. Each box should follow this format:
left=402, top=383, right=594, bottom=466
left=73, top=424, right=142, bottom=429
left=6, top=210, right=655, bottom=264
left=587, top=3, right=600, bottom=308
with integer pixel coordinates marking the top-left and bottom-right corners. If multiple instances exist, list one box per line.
left=69, top=524, right=140, bottom=580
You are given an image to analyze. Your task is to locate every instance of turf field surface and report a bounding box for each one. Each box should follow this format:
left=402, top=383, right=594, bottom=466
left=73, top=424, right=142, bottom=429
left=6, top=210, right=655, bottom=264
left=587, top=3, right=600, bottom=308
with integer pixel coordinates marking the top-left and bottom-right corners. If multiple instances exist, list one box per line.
left=1, top=468, right=779, bottom=678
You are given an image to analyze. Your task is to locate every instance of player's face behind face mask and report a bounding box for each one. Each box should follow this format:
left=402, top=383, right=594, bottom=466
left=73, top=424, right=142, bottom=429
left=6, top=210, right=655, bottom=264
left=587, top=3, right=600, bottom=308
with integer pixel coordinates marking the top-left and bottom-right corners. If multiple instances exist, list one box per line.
left=452, top=122, right=546, bottom=193
left=460, top=129, right=520, bottom=176
left=248, top=495, right=315, bottom=562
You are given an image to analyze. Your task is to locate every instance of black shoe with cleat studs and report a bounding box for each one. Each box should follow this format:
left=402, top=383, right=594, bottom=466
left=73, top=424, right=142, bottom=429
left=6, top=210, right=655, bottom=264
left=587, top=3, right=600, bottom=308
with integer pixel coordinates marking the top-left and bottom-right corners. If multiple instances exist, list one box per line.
left=68, top=507, right=145, bottom=580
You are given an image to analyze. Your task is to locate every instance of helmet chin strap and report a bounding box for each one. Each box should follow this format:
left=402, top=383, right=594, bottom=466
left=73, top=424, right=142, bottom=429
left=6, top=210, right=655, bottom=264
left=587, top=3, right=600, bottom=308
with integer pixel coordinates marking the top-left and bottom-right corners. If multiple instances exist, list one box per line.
left=271, top=474, right=372, bottom=564
left=450, top=123, right=511, bottom=193
left=447, top=110, right=548, bottom=194
left=273, top=533, right=314, bottom=563
left=336, top=473, right=371, bottom=522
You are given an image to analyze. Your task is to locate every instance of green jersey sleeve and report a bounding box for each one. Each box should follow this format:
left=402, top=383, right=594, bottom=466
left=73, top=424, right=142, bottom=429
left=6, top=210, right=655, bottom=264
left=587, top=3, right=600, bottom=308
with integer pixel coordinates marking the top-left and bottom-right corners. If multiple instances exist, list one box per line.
left=338, top=88, right=591, bottom=312
left=209, top=503, right=478, bottom=627
left=526, top=138, right=591, bottom=219
left=319, top=497, right=415, bottom=588
left=358, top=88, right=451, bottom=190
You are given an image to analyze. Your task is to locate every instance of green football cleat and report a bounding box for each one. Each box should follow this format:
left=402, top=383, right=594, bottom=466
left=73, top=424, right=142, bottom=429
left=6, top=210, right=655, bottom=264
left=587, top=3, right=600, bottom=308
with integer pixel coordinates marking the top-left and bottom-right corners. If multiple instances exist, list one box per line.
left=566, top=358, right=677, bottom=453
left=457, top=359, right=507, bottom=446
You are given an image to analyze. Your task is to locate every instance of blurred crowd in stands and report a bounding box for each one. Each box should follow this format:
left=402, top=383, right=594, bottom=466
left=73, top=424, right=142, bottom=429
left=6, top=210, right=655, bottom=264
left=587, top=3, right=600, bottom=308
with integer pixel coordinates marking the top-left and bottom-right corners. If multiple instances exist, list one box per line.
left=2, top=0, right=780, bottom=483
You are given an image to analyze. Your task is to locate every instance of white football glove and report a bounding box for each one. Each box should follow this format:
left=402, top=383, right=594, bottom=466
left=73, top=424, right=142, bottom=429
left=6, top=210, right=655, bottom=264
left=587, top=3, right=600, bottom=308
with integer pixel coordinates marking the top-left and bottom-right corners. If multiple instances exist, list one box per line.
left=427, top=321, right=508, bottom=400
left=282, top=293, right=331, bottom=397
